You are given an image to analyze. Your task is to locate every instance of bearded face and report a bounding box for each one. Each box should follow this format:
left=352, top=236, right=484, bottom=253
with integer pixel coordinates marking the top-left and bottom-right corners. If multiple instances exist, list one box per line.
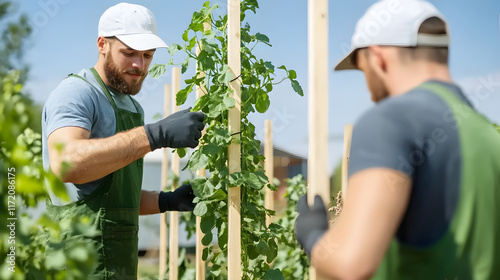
left=103, top=50, right=147, bottom=96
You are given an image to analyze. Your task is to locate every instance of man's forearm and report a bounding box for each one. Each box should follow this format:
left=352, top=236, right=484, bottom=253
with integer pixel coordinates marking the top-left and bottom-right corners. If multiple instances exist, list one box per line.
left=53, top=126, right=151, bottom=184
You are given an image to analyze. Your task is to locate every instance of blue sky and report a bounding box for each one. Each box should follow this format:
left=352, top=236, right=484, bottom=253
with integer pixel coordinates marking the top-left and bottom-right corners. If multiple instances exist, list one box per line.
left=13, top=0, right=500, bottom=173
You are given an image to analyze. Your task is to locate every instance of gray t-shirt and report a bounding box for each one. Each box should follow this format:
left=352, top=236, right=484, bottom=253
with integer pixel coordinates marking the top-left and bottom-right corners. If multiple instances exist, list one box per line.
left=42, top=68, right=144, bottom=205
left=348, top=80, right=473, bottom=248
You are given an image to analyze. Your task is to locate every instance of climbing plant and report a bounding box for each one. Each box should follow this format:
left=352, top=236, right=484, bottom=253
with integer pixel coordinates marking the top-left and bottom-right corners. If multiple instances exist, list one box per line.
left=150, top=1, right=303, bottom=279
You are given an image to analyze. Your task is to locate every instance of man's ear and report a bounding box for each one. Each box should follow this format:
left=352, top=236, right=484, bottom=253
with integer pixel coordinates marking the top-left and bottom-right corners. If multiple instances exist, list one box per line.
left=97, top=36, right=108, bottom=55
left=367, top=46, right=388, bottom=75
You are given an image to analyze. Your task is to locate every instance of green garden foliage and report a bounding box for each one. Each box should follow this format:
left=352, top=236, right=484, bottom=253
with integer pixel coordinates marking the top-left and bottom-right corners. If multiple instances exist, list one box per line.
left=0, top=71, right=98, bottom=279
left=150, top=1, right=305, bottom=279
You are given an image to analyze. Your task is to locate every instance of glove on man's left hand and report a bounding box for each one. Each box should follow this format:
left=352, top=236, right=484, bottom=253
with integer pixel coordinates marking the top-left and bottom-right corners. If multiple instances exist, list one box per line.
left=159, top=184, right=196, bottom=212
left=295, top=194, right=329, bottom=257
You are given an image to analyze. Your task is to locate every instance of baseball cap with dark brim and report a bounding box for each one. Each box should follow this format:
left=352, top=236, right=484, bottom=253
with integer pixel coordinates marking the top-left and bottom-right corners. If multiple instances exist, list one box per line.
left=98, top=2, right=168, bottom=51
left=335, top=0, right=450, bottom=71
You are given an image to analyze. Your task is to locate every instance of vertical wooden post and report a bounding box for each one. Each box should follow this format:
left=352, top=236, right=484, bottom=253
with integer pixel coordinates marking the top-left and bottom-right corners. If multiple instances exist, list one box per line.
left=195, top=21, right=209, bottom=277
left=264, top=120, right=274, bottom=227
left=227, top=0, right=242, bottom=278
left=159, top=84, right=171, bottom=280
left=308, top=0, right=329, bottom=279
left=169, top=67, right=181, bottom=280
left=341, top=124, right=353, bottom=201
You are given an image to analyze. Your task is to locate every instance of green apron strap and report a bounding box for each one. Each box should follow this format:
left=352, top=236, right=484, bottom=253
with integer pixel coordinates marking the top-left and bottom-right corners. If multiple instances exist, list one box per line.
left=128, top=96, right=140, bottom=113
left=67, top=73, right=94, bottom=87
left=90, top=67, right=118, bottom=109
left=419, top=82, right=470, bottom=108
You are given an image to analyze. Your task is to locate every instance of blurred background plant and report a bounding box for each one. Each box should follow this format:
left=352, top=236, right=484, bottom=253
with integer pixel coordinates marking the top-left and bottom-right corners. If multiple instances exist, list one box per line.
left=0, top=1, right=97, bottom=278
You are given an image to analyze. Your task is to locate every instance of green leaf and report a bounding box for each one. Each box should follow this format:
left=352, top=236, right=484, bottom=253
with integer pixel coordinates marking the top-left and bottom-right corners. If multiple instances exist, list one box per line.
left=255, top=92, right=270, bottom=113
left=264, top=61, right=275, bottom=72
left=255, top=32, right=271, bottom=45
left=218, top=65, right=233, bottom=83
left=200, top=214, right=216, bottom=234
left=210, top=127, right=231, bottom=145
left=288, top=69, right=297, bottom=79
left=278, top=65, right=287, bottom=71
left=176, top=83, right=194, bottom=106
left=182, top=30, right=189, bottom=42
left=181, top=57, right=190, bottom=74
left=168, top=43, right=182, bottom=56
left=202, top=231, right=213, bottom=246
left=264, top=269, right=285, bottom=280
left=191, top=178, right=214, bottom=198
left=148, top=64, right=166, bottom=78
left=206, top=189, right=227, bottom=201
left=176, top=148, right=187, bottom=158
left=202, top=143, right=221, bottom=155
left=255, top=240, right=270, bottom=255
left=187, top=148, right=210, bottom=171
left=291, top=79, right=304, bottom=96
left=197, top=50, right=215, bottom=71
left=193, top=201, right=208, bottom=216
left=202, top=247, right=209, bottom=261
left=247, top=244, right=259, bottom=260
left=229, top=172, right=245, bottom=186
left=244, top=171, right=268, bottom=190
left=223, top=95, right=235, bottom=108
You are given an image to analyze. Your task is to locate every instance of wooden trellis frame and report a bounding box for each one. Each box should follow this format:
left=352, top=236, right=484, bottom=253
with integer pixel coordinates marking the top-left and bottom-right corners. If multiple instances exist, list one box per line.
left=227, top=0, right=242, bottom=278
left=264, top=120, right=274, bottom=227
left=307, top=0, right=329, bottom=279
left=169, top=67, right=181, bottom=280
left=159, top=84, right=170, bottom=280
left=342, top=124, right=353, bottom=201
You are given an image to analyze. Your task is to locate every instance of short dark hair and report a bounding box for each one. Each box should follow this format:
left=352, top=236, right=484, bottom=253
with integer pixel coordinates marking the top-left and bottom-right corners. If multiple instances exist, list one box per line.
left=397, top=17, right=449, bottom=64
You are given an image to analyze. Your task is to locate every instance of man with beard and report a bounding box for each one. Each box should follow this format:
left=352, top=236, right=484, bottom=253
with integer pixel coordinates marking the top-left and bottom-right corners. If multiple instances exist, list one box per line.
left=295, top=0, right=500, bottom=279
left=41, top=3, right=204, bottom=278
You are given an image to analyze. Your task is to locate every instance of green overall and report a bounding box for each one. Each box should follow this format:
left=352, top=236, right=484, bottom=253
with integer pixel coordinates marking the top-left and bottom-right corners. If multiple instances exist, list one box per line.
left=47, top=68, right=144, bottom=279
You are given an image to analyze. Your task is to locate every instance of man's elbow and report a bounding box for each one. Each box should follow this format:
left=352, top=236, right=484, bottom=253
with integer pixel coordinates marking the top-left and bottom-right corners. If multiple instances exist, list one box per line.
left=314, top=254, right=378, bottom=280
left=50, top=157, right=86, bottom=184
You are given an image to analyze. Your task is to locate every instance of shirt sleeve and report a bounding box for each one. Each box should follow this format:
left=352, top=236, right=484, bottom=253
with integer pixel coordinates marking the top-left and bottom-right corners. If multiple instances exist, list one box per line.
left=43, top=78, right=96, bottom=137
left=348, top=102, right=416, bottom=178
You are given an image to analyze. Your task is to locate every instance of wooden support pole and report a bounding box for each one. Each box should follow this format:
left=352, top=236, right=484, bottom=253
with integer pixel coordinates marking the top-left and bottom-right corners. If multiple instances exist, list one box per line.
left=169, top=67, right=181, bottom=280
left=341, top=124, right=353, bottom=201
left=195, top=22, right=209, bottom=277
left=159, top=84, right=171, bottom=280
left=307, top=0, right=329, bottom=279
left=227, top=0, right=242, bottom=278
left=264, top=120, right=274, bottom=227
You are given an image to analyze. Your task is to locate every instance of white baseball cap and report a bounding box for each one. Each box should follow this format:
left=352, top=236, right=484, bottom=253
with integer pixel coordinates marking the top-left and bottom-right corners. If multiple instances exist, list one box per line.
left=98, top=2, right=168, bottom=51
left=335, top=0, right=449, bottom=71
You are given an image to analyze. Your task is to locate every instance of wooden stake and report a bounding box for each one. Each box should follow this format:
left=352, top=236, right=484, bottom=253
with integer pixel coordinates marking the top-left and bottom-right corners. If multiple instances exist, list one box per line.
left=169, top=67, right=181, bottom=280
left=159, top=84, right=171, bottom=280
left=264, top=120, right=274, bottom=227
left=227, top=0, right=242, bottom=278
left=341, top=124, right=353, bottom=201
left=308, top=0, right=329, bottom=279
left=195, top=22, right=209, bottom=277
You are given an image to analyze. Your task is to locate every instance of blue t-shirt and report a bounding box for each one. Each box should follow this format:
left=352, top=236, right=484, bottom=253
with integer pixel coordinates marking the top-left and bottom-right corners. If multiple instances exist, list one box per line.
left=348, top=80, right=472, bottom=248
left=42, top=68, right=144, bottom=205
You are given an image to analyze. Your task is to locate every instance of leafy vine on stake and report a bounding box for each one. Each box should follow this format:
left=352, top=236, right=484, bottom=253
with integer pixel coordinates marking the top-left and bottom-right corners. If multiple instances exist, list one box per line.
left=150, top=1, right=303, bottom=279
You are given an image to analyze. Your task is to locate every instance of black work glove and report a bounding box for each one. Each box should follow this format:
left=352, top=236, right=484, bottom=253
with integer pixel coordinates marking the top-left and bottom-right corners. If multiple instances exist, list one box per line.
left=144, top=108, right=205, bottom=150
left=295, top=194, right=329, bottom=257
left=158, top=184, right=196, bottom=212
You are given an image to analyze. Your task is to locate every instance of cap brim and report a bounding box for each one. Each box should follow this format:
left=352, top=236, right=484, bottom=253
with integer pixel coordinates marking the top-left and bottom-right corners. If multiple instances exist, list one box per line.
left=116, top=34, right=168, bottom=51
left=334, top=49, right=358, bottom=71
